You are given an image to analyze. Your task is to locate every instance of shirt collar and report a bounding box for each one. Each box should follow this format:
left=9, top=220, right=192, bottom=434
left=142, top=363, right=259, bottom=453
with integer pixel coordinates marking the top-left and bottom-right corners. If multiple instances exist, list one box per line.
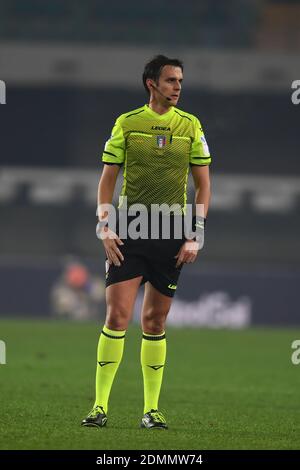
left=144, top=104, right=175, bottom=120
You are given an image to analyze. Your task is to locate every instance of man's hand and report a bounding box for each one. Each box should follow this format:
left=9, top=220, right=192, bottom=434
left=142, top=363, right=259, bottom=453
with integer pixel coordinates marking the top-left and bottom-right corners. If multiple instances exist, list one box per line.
left=100, top=226, right=124, bottom=267
left=174, top=240, right=200, bottom=268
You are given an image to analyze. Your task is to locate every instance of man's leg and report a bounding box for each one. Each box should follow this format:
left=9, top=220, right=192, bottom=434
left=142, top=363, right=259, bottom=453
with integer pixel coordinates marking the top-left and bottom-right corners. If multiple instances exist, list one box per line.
left=82, top=276, right=142, bottom=427
left=95, top=275, right=143, bottom=412
left=140, top=282, right=172, bottom=428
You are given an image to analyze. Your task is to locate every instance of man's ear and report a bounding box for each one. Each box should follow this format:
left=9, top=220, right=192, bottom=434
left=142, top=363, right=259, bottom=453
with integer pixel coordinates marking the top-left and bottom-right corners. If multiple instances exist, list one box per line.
left=146, top=78, right=154, bottom=92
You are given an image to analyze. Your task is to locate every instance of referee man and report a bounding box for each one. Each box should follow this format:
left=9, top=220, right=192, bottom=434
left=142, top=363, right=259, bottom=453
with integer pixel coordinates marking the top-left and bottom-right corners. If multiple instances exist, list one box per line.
left=81, top=55, right=211, bottom=429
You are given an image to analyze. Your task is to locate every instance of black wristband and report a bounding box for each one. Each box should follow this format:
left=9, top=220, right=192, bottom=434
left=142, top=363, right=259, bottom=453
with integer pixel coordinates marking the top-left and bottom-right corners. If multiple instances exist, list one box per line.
left=186, top=215, right=206, bottom=243
left=192, top=215, right=206, bottom=232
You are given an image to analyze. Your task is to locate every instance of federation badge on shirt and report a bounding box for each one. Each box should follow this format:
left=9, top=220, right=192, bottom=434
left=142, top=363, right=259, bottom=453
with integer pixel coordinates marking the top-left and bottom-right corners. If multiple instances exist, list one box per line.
left=156, top=135, right=167, bottom=148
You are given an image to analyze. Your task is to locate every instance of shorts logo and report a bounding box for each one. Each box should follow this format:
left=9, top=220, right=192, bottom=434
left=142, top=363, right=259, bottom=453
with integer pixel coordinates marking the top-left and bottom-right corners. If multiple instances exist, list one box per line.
left=156, top=135, right=166, bottom=148
left=168, top=284, right=177, bottom=290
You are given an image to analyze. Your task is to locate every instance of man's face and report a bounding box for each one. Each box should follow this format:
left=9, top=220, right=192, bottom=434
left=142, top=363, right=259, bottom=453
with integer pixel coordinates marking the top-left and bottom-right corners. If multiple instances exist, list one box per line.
left=154, top=65, right=183, bottom=106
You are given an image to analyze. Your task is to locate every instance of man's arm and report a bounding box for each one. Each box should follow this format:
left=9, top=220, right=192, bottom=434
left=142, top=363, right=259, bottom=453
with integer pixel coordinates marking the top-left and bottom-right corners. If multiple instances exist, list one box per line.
left=190, top=165, right=211, bottom=218
left=175, top=165, right=211, bottom=268
left=97, top=164, right=121, bottom=220
left=99, top=114, right=125, bottom=215
left=97, top=164, right=124, bottom=267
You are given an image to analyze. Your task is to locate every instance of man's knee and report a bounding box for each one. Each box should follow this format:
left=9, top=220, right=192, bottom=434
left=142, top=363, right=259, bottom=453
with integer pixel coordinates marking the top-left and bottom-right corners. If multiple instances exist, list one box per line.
left=142, top=306, right=170, bottom=333
left=105, top=303, right=131, bottom=330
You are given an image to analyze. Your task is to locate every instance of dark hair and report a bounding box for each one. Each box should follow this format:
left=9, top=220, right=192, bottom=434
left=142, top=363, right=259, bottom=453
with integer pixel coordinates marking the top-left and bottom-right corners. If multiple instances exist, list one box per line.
left=142, top=54, right=183, bottom=95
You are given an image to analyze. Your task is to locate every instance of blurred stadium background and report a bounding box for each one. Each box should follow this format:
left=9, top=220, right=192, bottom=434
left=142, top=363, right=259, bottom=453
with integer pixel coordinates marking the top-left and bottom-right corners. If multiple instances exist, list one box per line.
left=0, top=0, right=300, bottom=326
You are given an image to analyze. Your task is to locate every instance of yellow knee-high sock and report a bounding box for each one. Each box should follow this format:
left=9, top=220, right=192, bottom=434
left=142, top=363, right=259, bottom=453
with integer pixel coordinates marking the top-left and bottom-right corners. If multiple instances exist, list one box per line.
left=141, top=331, right=166, bottom=414
left=94, top=325, right=126, bottom=414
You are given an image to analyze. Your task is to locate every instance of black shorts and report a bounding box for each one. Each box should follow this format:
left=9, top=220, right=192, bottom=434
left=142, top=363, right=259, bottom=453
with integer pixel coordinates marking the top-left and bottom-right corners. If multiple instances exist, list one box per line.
left=105, top=214, right=186, bottom=297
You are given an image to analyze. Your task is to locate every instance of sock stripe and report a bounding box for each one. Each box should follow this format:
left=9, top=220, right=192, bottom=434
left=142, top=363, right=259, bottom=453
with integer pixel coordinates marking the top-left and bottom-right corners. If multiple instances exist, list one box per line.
left=142, top=333, right=166, bottom=341
left=101, top=330, right=126, bottom=340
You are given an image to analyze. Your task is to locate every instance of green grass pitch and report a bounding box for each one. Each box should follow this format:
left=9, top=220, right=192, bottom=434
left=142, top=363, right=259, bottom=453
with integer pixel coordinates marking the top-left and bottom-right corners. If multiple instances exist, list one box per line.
left=0, top=319, right=300, bottom=450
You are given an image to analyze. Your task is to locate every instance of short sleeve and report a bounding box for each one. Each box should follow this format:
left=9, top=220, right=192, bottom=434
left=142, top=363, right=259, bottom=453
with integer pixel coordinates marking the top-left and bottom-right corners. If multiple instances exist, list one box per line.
left=102, top=117, right=125, bottom=165
left=189, top=118, right=212, bottom=166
